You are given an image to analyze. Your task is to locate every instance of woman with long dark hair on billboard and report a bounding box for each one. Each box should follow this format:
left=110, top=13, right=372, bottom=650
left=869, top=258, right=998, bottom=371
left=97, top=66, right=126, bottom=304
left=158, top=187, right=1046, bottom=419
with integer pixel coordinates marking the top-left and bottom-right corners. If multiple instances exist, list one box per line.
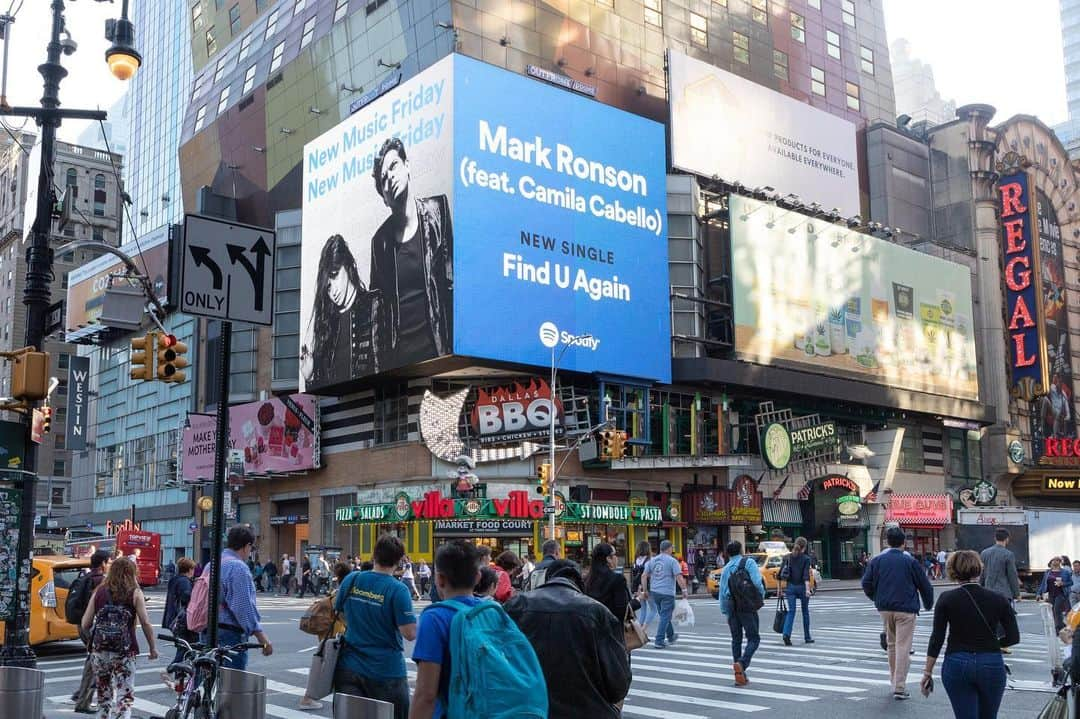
left=300, top=235, right=378, bottom=388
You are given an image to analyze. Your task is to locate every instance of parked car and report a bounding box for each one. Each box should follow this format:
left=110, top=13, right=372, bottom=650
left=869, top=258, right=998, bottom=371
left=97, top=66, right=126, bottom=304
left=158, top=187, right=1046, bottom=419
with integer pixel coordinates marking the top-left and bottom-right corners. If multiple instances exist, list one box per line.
left=0, top=555, right=89, bottom=646
left=707, top=551, right=817, bottom=599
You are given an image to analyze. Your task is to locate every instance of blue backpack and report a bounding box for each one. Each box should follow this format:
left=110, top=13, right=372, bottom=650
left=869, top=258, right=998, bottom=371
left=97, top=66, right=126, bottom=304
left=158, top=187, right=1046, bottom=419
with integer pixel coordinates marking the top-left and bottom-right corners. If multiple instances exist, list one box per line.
left=439, top=599, right=548, bottom=719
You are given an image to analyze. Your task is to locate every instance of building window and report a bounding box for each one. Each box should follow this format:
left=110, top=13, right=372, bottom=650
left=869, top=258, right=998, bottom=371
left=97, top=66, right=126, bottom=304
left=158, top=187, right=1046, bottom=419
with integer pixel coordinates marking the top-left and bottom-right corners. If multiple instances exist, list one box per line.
left=264, top=8, right=280, bottom=39
left=860, top=45, right=875, bottom=75
left=237, top=33, right=254, bottom=62
left=773, top=49, right=788, bottom=81
left=790, top=11, right=807, bottom=42
left=811, top=65, right=825, bottom=96
left=733, top=31, right=749, bottom=64
left=65, top=168, right=77, bottom=198
left=826, top=29, right=840, bottom=60
left=205, top=27, right=217, bottom=56
left=242, top=64, right=258, bottom=93
left=947, top=429, right=982, bottom=483
left=643, top=0, right=662, bottom=27
left=294, top=0, right=307, bottom=15
left=898, top=426, right=925, bottom=472
left=374, top=384, right=409, bottom=444
left=93, top=227, right=104, bottom=243
left=57, top=353, right=69, bottom=370
left=229, top=4, right=242, bottom=35
left=690, top=12, right=707, bottom=46
left=596, top=0, right=614, bottom=8
left=194, top=104, right=208, bottom=131
left=334, top=0, right=349, bottom=21
left=192, top=72, right=208, bottom=100
left=256, top=0, right=268, bottom=9
left=192, top=2, right=203, bottom=31
left=50, top=486, right=65, bottom=506
left=217, top=85, right=231, bottom=114
left=714, top=0, right=727, bottom=6
left=842, top=0, right=855, bottom=27
left=751, top=0, right=767, bottom=25
left=271, top=224, right=301, bottom=386
left=52, top=459, right=66, bottom=477
left=213, top=58, right=227, bottom=83
left=269, top=41, right=285, bottom=72
left=845, top=81, right=860, bottom=110
left=808, top=0, right=820, bottom=8
left=300, top=15, right=317, bottom=48
left=93, top=174, right=106, bottom=216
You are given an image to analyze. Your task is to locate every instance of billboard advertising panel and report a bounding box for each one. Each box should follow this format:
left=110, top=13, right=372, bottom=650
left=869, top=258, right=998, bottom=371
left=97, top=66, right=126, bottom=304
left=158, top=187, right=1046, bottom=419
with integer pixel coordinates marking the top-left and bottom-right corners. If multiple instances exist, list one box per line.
left=730, top=195, right=978, bottom=400
left=65, top=225, right=172, bottom=342
left=300, top=54, right=670, bottom=391
left=1033, top=188, right=1074, bottom=448
left=180, top=394, right=320, bottom=481
left=668, top=50, right=860, bottom=216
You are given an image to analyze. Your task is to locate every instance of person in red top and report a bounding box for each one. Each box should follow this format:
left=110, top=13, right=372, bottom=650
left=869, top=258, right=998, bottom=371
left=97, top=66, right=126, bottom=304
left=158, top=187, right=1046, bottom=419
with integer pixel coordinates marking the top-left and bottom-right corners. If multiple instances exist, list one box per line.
left=493, top=551, right=522, bottom=603
left=679, top=555, right=692, bottom=593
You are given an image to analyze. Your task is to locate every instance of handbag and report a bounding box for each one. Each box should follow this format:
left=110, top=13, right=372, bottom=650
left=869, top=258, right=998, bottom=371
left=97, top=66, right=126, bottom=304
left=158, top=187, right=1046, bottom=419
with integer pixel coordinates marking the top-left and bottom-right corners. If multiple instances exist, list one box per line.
left=305, top=635, right=341, bottom=700
left=959, top=585, right=1004, bottom=648
left=1036, top=691, right=1067, bottom=719
left=773, top=587, right=788, bottom=634
left=624, top=603, right=649, bottom=652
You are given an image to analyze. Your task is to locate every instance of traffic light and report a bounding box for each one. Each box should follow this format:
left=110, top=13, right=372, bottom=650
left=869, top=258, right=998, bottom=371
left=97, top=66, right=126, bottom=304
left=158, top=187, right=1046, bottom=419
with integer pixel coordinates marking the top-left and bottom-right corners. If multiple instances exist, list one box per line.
left=536, top=462, right=551, bottom=496
left=130, top=333, right=155, bottom=381
left=156, top=333, right=189, bottom=383
left=599, top=429, right=617, bottom=459
left=40, top=406, right=52, bottom=434
left=11, top=349, right=49, bottom=400
left=612, top=431, right=630, bottom=458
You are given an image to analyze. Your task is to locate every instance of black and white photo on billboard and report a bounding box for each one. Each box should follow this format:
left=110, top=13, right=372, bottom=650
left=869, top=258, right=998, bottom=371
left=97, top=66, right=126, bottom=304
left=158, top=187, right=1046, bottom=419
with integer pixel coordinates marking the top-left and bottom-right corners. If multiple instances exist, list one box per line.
left=300, top=62, right=454, bottom=393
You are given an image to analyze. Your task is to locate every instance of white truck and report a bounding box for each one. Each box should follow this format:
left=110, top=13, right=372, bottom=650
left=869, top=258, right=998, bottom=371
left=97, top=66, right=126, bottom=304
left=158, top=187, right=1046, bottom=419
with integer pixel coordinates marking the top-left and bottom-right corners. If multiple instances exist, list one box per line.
left=1026, top=508, right=1080, bottom=590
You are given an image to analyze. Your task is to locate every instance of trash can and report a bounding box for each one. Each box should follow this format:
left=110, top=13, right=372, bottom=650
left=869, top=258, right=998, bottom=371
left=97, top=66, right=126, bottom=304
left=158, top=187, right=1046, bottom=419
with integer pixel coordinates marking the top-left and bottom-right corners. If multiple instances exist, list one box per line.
left=333, top=692, right=394, bottom=719
left=0, top=666, right=44, bottom=717
left=216, top=667, right=266, bottom=719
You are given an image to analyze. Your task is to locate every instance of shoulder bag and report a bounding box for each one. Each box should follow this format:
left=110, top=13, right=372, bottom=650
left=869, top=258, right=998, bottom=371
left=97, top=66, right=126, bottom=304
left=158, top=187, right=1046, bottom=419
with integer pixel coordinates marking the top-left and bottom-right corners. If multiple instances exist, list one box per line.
left=305, top=634, right=341, bottom=700
left=959, top=584, right=1003, bottom=647
left=623, top=584, right=648, bottom=651
left=773, top=586, right=788, bottom=634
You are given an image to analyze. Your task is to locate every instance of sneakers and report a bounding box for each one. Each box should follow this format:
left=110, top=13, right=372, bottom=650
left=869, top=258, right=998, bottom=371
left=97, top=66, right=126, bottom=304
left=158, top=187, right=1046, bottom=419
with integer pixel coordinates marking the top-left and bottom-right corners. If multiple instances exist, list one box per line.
left=782, top=635, right=792, bottom=646
left=804, top=638, right=815, bottom=644
left=654, top=642, right=667, bottom=649
left=298, top=697, right=324, bottom=711
left=893, top=689, right=910, bottom=700
left=73, top=705, right=97, bottom=715
left=733, top=661, right=748, bottom=686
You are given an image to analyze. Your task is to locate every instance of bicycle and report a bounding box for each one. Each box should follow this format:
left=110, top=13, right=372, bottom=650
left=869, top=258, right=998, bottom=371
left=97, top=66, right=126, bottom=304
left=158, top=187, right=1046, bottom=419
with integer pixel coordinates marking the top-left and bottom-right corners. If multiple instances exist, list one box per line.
left=157, top=632, right=263, bottom=719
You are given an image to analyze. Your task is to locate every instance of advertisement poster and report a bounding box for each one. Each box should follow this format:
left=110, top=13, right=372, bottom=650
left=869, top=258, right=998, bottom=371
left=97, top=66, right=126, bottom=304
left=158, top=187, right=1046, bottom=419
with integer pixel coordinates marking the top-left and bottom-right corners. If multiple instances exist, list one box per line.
left=181, top=394, right=320, bottom=480
left=730, top=195, right=979, bottom=400
left=0, top=487, right=20, bottom=620
left=1033, top=188, right=1075, bottom=453
left=669, top=51, right=860, bottom=216
left=65, top=225, right=172, bottom=342
left=469, top=378, right=562, bottom=444
left=301, top=54, right=670, bottom=391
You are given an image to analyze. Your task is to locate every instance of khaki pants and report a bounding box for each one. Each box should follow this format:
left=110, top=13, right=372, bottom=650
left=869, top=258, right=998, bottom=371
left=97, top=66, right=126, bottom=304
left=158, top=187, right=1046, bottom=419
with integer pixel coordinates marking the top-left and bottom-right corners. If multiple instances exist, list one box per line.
left=880, top=610, right=916, bottom=693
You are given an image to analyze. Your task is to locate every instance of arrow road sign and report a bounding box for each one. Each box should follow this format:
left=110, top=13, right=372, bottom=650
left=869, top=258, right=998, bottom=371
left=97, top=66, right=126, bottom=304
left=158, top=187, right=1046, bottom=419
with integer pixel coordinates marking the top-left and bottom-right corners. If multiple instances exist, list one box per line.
left=181, top=214, right=276, bottom=325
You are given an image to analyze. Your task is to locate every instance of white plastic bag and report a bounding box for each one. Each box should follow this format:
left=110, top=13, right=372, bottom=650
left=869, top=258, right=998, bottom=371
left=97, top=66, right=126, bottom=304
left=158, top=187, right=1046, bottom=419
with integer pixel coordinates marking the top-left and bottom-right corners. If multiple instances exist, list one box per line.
left=673, top=598, right=695, bottom=628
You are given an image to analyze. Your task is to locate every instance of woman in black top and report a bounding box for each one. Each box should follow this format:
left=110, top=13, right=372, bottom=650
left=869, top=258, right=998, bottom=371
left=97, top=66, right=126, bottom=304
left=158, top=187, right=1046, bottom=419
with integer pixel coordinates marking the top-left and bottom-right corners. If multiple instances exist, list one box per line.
left=585, top=542, right=632, bottom=637
left=781, top=537, right=814, bottom=645
left=161, top=557, right=197, bottom=672
left=921, top=550, right=1020, bottom=719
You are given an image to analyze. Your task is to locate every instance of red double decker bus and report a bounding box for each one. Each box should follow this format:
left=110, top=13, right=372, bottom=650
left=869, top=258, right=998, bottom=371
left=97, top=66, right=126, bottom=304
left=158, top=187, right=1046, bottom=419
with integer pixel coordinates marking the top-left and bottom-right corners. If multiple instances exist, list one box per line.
left=65, top=520, right=162, bottom=587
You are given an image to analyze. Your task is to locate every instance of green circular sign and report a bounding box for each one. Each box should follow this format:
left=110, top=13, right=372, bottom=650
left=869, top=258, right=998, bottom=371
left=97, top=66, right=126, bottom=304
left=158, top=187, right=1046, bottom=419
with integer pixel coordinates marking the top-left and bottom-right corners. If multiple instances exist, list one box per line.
left=1008, top=440, right=1025, bottom=465
left=762, top=423, right=792, bottom=470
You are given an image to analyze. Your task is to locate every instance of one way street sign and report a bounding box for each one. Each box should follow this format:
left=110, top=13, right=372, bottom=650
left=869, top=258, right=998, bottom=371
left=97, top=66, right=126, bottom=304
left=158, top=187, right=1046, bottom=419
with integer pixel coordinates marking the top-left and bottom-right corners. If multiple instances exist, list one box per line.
left=181, top=214, right=276, bottom=325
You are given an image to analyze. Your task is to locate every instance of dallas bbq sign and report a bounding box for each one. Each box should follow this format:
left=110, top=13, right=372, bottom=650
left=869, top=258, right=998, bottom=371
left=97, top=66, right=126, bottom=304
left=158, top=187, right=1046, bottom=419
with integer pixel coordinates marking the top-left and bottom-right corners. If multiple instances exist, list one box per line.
left=470, top=378, right=563, bottom=444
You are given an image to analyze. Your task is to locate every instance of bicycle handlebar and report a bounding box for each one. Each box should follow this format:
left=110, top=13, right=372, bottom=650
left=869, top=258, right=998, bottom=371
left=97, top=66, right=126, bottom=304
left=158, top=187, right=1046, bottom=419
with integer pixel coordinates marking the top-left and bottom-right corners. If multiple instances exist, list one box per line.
left=156, top=633, right=262, bottom=655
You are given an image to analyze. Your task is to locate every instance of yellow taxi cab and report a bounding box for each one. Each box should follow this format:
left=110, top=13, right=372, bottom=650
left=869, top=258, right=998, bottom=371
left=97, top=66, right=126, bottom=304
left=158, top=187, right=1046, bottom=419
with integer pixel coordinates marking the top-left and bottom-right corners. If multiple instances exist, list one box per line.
left=708, top=544, right=817, bottom=598
left=0, top=554, right=89, bottom=646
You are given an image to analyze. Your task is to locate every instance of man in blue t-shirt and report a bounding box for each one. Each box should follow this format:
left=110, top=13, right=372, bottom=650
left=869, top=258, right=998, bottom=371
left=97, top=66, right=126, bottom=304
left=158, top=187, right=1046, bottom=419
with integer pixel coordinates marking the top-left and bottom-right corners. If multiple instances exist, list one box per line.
left=642, top=539, right=688, bottom=649
left=333, top=535, right=416, bottom=719
left=410, top=540, right=483, bottom=719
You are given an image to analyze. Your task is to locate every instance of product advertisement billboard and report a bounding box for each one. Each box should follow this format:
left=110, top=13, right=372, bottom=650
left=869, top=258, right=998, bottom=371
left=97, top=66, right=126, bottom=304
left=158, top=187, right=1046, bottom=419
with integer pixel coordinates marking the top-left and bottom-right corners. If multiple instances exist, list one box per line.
left=300, top=54, right=670, bottom=391
left=65, top=224, right=172, bottom=342
left=730, top=195, right=979, bottom=400
left=180, top=394, right=320, bottom=481
left=668, top=50, right=860, bottom=216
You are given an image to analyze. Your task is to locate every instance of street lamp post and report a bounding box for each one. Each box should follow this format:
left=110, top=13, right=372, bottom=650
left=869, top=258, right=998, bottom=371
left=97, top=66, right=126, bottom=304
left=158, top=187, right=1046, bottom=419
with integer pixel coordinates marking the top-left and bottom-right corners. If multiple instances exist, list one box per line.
left=0, top=0, right=139, bottom=667
left=548, top=334, right=591, bottom=540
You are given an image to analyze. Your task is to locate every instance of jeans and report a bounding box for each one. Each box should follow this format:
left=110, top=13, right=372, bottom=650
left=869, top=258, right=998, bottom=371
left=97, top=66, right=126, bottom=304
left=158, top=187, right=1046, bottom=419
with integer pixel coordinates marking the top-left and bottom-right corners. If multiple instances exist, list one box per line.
left=941, top=651, right=1007, bottom=719
left=782, top=584, right=812, bottom=640
left=333, top=666, right=410, bottom=719
left=880, top=610, right=917, bottom=692
left=653, top=593, right=677, bottom=646
left=215, top=626, right=250, bottom=671
left=727, top=609, right=760, bottom=668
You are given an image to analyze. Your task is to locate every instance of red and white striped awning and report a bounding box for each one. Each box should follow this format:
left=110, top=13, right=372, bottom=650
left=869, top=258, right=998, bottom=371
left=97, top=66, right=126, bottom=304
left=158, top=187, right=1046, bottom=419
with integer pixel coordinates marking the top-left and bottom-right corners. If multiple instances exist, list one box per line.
left=884, top=493, right=953, bottom=526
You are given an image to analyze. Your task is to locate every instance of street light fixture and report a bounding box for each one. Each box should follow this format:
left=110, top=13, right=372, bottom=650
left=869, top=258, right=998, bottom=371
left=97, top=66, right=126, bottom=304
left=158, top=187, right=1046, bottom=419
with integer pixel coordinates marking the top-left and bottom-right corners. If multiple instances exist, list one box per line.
left=548, top=333, right=591, bottom=540
left=104, top=1, right=142, bottom=81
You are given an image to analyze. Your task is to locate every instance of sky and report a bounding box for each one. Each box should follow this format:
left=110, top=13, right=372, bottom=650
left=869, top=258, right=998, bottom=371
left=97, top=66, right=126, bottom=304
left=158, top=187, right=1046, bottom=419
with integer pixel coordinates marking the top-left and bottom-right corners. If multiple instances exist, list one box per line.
left=0, top=1, right=1072, bottom=146
left=882, top=0, right=1068, bottom=126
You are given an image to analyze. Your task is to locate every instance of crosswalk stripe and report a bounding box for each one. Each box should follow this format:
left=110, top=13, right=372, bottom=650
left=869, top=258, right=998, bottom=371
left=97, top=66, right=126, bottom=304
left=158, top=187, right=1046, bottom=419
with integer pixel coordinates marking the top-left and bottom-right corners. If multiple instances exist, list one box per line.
left=44, top=665, right=162, bottom=685
left=631, top=657, right=864, bottom=693
left=635, top=653, right=885, bottom=681
left=626, top=687, right=768, bottom=713
left=621, top=704, right=716, bottom=719
left=636, top=652, right=890, bottom=686
left=630, top=661, right=825, bottom=699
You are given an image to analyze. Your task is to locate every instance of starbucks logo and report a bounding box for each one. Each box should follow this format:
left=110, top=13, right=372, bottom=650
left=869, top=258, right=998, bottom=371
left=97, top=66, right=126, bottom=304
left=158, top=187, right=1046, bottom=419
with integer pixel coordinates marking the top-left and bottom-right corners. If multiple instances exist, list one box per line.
left=1008, top=440, right=1025, bottom=465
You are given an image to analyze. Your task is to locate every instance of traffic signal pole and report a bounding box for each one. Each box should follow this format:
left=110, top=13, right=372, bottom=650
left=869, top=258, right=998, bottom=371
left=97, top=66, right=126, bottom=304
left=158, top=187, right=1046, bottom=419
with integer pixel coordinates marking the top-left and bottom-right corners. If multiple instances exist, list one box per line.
left=206, top=320, right=231, bottom=650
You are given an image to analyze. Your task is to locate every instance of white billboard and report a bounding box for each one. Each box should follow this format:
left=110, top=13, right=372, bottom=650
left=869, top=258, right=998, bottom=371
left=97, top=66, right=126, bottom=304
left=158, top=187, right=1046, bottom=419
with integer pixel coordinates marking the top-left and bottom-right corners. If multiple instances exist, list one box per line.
left=669, top=51, right=860, bottom=215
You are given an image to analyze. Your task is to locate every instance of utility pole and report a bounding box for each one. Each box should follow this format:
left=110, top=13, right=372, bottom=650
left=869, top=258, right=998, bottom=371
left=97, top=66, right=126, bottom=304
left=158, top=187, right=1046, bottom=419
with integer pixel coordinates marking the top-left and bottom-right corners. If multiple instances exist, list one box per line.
left=0, top=0, right=139, bottom=666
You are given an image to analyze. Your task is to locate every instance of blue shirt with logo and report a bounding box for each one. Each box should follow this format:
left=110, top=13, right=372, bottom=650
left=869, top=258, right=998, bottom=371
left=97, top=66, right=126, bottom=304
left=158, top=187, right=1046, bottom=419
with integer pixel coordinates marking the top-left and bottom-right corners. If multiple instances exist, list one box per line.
left=334, top=570, right=416, bottom=679
left=645, top=553, right=682, bottom=596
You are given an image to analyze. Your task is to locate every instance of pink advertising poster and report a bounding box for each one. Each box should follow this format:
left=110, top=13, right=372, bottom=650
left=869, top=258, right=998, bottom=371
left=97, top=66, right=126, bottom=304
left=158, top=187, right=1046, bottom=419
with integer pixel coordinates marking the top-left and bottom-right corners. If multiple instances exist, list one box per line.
left=181, top=394, right=320, bottom=481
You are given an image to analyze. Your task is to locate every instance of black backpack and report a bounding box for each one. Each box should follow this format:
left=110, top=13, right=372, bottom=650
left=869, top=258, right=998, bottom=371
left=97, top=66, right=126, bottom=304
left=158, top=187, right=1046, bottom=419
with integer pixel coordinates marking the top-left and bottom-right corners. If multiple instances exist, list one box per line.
left=730, top=556, right=764, bottom=612
left=91, top=589, right=134, bottom=654
left=64, top=571, right=93, bottom=625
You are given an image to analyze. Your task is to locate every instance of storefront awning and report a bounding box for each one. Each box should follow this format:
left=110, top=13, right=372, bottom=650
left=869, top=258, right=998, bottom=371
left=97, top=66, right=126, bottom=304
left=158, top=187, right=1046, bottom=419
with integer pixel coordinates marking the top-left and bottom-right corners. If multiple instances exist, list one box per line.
left=762, top=499, right=804, bottom=526
left=884, top=493, right=953, bottom=526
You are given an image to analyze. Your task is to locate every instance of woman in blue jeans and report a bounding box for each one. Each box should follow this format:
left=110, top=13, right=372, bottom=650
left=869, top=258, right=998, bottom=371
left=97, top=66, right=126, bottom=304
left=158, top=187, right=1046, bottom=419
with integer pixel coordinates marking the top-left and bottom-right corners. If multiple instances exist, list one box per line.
left=781, top=537, right=814, bottom=645
left=921, top=550, right=1020, bottom=718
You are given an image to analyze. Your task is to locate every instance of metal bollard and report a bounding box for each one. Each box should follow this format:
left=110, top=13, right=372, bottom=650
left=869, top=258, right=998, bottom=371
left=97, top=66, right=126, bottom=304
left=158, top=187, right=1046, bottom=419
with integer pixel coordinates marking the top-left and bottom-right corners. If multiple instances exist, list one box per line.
left=216, top=667, right=266, bottom=719
left=0, top=666, right=44, bottom=718
left=333, top=692, right=394, bottom=719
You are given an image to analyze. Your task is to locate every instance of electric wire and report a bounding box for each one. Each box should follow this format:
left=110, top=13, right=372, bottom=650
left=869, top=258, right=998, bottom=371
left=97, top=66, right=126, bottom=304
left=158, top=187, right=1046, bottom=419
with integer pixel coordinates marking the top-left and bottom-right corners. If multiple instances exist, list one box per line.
left=96, top=117, right=151, bottom=281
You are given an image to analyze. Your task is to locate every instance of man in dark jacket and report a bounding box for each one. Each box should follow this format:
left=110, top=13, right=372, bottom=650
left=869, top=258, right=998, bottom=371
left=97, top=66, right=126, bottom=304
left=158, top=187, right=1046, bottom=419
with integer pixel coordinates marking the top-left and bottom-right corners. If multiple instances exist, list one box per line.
left=861, top=527, right=934, bottom=700
left=505, top=560, right=630, bottom=718
left=526, top=540, right=562, bottom=590
left=72, top=550, right=111, bottom=713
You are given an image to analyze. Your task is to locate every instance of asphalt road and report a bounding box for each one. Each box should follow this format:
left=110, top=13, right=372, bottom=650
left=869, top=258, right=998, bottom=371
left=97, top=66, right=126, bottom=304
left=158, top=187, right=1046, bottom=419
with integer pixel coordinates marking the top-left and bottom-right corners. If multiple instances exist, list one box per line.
left=33, top=587, right=1060, bottom=718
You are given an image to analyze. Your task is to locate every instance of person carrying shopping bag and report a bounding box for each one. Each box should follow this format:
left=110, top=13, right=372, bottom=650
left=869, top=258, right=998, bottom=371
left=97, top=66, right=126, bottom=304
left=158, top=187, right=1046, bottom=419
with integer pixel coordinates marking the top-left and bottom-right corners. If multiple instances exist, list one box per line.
left=781, top=537, right=815, bottom=646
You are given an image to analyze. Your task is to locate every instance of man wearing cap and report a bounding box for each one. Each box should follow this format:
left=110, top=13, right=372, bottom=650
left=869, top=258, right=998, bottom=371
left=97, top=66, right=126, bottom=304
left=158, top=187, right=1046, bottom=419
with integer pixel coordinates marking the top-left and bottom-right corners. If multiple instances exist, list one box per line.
left=641, top=540, right=688, bottom=649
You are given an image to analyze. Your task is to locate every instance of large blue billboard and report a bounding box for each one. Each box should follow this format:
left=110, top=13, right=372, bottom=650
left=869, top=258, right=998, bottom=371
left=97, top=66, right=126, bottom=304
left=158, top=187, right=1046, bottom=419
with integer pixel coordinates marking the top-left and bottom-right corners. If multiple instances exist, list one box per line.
left=300, top=55, right=670, bottom=392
